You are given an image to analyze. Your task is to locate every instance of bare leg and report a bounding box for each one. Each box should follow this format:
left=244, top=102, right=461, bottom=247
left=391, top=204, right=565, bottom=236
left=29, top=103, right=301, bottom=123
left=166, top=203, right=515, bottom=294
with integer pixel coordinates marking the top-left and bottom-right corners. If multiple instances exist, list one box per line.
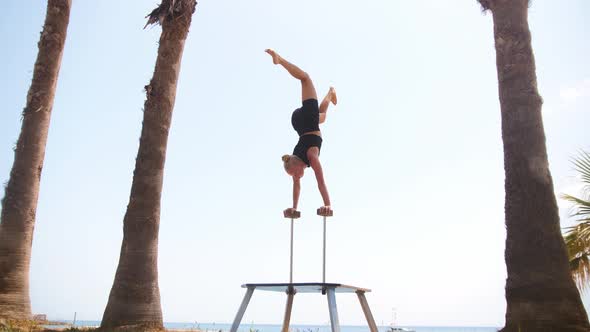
left=266, top=49, right=317, bottom=101
left=319, top=87, right=337, bottom=124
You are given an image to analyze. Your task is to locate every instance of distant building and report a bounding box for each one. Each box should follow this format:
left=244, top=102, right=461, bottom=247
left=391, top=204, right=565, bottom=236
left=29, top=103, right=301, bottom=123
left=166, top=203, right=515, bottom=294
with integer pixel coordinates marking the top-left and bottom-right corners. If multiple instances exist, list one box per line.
left=33, top=314, right=47, bottom=322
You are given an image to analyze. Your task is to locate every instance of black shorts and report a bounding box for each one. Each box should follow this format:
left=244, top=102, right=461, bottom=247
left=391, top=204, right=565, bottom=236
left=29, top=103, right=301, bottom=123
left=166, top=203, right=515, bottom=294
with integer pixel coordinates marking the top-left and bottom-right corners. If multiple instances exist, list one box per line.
left=293, top=134, right=322, bottom=167
left=291, top=99, right=320, bottom=136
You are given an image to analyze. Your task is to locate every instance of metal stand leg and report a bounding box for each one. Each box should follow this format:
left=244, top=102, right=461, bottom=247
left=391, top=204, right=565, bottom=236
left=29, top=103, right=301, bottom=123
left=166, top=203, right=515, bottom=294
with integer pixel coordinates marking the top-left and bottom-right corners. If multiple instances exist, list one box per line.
left=326, top=288, right=341, bottom=332
left=230, top=287, right=255, bottom=332
left=281, top=290, right=295, bottom=332
left=356, top=291, right=378, bottom=332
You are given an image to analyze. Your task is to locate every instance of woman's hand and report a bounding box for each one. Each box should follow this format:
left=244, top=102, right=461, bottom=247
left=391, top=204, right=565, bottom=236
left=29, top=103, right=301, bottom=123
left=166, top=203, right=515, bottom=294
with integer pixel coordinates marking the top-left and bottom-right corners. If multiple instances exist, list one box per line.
left=283, top=208, right=300, bottom=218
left=317, top=205, right=333, bottom=216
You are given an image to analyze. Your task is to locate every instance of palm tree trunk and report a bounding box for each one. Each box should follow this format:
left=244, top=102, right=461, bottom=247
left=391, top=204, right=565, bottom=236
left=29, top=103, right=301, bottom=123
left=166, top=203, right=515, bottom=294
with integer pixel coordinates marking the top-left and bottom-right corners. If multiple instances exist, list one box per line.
left=0, top=0, right=71, bottom=321
left=100, top=1, right=196, bottom=330
left=480, top=0, right=590, bottom=330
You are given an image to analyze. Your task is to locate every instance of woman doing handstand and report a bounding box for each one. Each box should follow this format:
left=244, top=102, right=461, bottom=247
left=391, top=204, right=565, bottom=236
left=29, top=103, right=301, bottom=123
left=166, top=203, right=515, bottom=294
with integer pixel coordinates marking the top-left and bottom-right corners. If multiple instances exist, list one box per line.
left=265, top=49, right=338, bottom=217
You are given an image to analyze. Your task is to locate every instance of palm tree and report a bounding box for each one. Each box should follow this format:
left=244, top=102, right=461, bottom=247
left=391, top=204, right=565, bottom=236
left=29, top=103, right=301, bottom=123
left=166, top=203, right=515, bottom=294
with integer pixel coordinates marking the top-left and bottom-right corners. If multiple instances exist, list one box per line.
left=99, top=1, right=197, bottom=330
left=562, top=150, right=590, bottom=290
left=0, top=0, right=72, bottom=321
left=476, top=1, right=590, bottom=330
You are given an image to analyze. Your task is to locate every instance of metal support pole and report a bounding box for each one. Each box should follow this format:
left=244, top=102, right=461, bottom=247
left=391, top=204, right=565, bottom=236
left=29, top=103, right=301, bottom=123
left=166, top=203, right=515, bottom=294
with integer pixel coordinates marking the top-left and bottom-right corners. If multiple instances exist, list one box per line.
left=285, top=210, right=299, bottom=283
left=290, top=218, right=294, bottom=283
left=326, top=287, right=341, bottom=332
left=230, top=286, right=255, bottom=332
left=356, top=291, right=378, bottom=332
left=323, top=215, right=327, bottom=284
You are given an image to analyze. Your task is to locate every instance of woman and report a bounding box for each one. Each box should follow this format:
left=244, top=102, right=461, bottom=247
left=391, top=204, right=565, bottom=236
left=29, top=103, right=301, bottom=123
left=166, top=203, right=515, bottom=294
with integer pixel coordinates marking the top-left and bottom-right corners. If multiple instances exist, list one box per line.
left=265, top=49, right=337, bottom=217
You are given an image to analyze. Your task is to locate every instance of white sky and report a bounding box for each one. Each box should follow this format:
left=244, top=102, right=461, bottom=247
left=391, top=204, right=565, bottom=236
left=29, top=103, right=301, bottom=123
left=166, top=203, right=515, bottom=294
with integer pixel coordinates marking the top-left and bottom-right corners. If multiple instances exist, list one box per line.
left=0, top=0, right=589, bottom=328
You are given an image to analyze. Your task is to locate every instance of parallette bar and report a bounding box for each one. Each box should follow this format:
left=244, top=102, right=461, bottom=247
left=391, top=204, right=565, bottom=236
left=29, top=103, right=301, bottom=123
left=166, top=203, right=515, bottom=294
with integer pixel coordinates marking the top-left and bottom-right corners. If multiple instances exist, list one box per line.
left=284, top=209, right=301, bottom=219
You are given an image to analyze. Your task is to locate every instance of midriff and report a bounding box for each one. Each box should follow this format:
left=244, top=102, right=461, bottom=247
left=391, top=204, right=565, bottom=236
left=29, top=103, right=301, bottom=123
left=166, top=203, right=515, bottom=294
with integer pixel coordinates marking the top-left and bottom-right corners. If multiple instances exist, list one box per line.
left=301, top=130, right=321, bottom=137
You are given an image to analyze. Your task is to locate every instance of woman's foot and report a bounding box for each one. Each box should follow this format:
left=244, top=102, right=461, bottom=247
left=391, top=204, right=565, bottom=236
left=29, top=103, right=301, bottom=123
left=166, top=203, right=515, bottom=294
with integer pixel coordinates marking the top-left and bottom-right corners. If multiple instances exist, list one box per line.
left=265, top=49, right=281, bottom=65
left=329, top=87, right=338, bottom=105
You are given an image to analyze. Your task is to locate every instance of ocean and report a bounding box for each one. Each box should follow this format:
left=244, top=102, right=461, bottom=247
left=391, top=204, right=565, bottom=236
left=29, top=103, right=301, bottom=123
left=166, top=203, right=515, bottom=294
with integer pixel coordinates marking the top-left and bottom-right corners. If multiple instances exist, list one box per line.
left=67, top=321, right=498, bottom=332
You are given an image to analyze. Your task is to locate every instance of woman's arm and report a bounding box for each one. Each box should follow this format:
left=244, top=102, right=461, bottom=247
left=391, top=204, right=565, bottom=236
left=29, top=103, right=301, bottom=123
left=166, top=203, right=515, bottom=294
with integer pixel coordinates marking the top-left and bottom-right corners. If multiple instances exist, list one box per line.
left=284, top=177, right=301, bottom=217
left=292, top=177, right=301, bottom=210
left=307, top=148, right=331, bottom=207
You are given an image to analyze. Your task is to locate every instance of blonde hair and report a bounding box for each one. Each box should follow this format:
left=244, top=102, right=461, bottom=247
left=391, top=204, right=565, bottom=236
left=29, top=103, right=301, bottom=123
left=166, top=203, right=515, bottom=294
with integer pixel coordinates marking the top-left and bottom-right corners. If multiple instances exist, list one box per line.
left=282, top=154, right=292, bottom=172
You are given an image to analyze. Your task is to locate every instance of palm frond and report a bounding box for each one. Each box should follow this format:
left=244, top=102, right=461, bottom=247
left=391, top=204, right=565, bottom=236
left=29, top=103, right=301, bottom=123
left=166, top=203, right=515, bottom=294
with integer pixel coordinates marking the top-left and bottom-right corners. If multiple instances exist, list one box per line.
left=560, top=193, right=590, bottom=222
left=572, top=150, right=590, bottom=187
left=570, top=254, right=590, bottom=291
left=476, top=0, right=532, bottom=12
left=476, top=0, right=492, bottom=11
left=561, top=150, right=590, bottom=291
left=144, top=0, right=197, bottom=29
left=564, top=223, right=590, bottom=257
